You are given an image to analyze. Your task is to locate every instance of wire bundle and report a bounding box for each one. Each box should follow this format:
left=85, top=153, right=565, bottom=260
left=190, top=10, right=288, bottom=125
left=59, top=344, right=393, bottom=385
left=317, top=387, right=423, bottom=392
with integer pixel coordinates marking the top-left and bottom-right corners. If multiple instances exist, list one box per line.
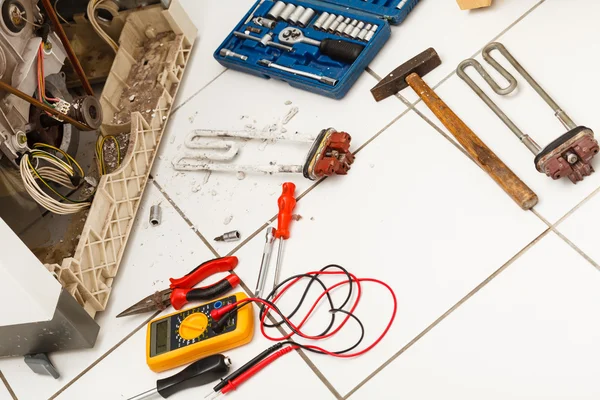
left=87, top=0, right=119, bottom=54
left=206, top=265, right=397, bottom=398
left=95, top=134, right=121, bottom=175
left=20, top=143, right=91, bottom=215
left=37, top=42, right=60, bottom=107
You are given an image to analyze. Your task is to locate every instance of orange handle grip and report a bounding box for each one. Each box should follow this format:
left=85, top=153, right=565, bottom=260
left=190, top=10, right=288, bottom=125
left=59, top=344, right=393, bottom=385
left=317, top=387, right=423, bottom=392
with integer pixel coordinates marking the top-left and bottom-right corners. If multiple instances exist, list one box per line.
left=275, top=182, right=297, bottom=240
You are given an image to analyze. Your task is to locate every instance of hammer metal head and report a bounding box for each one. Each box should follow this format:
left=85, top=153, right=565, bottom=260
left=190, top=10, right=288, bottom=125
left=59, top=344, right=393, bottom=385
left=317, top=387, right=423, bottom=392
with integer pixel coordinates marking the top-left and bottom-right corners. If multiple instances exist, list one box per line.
left=371, top=48, right=441, bottom=101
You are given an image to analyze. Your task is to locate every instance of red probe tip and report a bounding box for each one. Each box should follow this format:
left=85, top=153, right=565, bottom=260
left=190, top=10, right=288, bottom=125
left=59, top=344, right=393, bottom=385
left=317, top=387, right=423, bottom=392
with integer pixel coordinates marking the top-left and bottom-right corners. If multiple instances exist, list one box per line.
left=210, top=304, right=236, bottom=321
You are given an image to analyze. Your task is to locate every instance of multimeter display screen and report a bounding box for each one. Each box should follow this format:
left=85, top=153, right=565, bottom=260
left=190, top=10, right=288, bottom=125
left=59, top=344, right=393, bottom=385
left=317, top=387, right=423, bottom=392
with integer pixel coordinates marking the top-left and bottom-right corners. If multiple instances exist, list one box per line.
left=155, top=320, right=169, bottom=355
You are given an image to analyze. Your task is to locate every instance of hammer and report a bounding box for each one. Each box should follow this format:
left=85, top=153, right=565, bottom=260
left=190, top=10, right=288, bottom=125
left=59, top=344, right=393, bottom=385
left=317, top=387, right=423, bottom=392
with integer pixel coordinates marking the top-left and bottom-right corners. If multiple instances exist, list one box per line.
left=371, top=48, right=538, bottom=210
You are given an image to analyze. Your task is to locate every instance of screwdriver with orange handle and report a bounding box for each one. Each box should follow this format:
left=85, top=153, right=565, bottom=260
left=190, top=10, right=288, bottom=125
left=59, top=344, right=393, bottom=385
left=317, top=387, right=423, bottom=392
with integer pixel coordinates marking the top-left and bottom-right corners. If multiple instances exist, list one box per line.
left=272, top=182, right=297, bottom=289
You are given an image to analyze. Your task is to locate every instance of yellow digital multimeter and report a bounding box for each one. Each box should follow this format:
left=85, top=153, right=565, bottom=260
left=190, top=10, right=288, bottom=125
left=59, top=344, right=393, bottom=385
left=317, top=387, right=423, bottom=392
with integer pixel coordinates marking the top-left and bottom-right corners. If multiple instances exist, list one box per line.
left=146, top=292, right=254, bottom=372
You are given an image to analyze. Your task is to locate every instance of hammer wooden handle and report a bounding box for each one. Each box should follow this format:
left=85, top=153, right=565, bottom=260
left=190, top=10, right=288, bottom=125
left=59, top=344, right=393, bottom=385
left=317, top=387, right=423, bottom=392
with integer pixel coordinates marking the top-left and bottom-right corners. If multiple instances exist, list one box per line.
left=406, top=73, right=538, bottom=210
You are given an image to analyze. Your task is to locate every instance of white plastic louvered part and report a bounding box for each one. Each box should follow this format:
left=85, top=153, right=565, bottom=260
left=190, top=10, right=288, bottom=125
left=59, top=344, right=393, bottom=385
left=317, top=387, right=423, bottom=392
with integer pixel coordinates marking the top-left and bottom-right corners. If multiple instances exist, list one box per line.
left=45, top=0, right=197, bottom=317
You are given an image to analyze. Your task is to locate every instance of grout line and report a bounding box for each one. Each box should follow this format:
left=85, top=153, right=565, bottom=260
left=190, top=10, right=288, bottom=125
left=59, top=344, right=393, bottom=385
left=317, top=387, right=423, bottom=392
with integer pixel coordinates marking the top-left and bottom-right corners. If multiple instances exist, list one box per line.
left=551, top=229, right=600, bottom=272
left=152, top=179, right=221, bottom=258
left=49, top=312, right=161, bottom=400
left=530, top=196, right=600, bottom=273
left=530, top=207, right=552, bottom=227
left=295, top=350, right=343, bottom=400
left=351, top=109, right=410, bottom=155
left=0, top=371, right=18, bottom=400
left=171, top=69, right=228, bottom=115
left=343, top=226, right=552, bottom=399
left=551, top=184, right=600, bottom=229
left=227, top=222, right=270, bottom=257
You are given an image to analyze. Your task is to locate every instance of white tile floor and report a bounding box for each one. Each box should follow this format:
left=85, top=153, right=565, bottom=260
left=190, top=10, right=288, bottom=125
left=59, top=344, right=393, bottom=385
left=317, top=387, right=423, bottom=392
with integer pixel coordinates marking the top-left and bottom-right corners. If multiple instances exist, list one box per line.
left=2, top=0, right=600, bottom=399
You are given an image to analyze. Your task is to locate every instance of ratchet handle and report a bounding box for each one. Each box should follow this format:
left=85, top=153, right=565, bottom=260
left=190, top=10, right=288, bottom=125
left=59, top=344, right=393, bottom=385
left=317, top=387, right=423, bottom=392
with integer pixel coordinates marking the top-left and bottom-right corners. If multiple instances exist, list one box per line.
left=275, top=182, right=297, bottom=240
left=320, top=39, right=365, bottom=63
left=169, top=256, right=239, bottom=289
left=170, top=275, right=240, bottom=310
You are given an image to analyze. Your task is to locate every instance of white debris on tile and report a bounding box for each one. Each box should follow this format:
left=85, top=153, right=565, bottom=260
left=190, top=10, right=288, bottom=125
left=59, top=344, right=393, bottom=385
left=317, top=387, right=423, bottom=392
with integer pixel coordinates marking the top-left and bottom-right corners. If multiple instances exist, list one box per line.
left=282, top=107, right=299, bottom=125
left=223, top=215, right=233, bottom=225
left=284, top=100, right=292, bottom=105
left=203, top=171, right=212, bottom=184
left=188, top=111, right=199, bottom=123
left=236, top=172, right=246, bottom=180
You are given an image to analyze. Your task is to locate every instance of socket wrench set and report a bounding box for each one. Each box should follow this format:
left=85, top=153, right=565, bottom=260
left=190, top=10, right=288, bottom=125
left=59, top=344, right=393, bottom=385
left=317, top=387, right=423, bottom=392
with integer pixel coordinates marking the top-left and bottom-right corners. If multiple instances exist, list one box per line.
left=214, top=0, right=420, bottom=99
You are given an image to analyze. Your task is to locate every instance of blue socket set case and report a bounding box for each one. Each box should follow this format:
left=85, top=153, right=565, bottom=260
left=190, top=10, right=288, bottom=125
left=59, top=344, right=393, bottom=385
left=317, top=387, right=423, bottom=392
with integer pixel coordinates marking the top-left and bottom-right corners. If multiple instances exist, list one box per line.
left=214, top=0, right=421, bottom=99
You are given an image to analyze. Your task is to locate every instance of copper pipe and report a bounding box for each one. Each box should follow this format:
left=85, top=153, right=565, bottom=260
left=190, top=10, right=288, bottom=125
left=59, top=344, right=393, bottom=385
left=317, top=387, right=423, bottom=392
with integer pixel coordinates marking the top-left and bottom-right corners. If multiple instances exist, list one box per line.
left=40, top=0, right=94, bottom=96
left=0, top=80, right=92, bottom=131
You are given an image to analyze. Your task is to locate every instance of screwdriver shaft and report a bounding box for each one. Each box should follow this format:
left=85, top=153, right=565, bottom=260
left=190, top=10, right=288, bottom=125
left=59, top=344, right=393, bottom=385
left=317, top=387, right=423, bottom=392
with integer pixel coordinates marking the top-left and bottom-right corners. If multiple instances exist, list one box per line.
left=273, top=239, right=286, bottom=289
left=255, top=227, right=276, bottom=298
left=128, top=388, right=157, bottom=400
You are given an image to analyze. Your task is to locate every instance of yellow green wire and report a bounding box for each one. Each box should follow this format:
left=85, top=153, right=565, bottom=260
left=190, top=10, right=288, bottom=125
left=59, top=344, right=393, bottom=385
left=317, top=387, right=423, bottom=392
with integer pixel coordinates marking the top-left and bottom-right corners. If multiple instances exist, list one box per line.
left=27, top=156, right=88, bottom=204
left=95, top=135, right=121, bottom=175
left=32, top=143, right=85, bottom=177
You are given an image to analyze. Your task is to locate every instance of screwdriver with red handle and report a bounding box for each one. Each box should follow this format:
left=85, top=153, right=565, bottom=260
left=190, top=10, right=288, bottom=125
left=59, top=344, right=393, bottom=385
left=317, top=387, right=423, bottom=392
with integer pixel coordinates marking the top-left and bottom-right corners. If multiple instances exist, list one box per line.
left=273, top=182, right=297, bottom=289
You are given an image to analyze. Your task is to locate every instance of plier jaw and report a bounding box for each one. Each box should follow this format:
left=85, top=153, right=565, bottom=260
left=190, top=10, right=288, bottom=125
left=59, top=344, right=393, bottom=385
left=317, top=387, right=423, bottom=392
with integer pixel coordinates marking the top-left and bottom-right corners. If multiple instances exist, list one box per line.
left=116, top=256, right=239, bottom=318
left=115, top=289, right=172, bottom=318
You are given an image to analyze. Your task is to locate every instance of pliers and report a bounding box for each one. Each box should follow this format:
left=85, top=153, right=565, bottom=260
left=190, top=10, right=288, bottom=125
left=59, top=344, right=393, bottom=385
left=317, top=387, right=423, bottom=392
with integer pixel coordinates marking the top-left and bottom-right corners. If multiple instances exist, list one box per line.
left=116, top=256, right=240, bottom=318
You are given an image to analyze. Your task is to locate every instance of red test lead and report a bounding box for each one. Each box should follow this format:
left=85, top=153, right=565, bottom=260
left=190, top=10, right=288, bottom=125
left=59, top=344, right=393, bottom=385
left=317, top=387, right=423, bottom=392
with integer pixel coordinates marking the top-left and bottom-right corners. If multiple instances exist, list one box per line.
left=205, top=346, right=296, bottom=400
left=203, top=265, right=398, bottom=399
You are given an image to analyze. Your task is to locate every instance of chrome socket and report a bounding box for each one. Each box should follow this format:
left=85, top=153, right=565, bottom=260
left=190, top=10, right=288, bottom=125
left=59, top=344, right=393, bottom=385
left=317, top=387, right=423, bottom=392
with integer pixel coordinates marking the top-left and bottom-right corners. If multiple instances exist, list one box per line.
left=267, top=1, right=286, bottom=19
left=328, top=15, right=344, bottom=32
left=297, top=7, right=315, bottom=28
left=365, top=24, right=378, bottom=41
left=321, top=13, right=337, bottom=31
left=253, top=16, right=277, bottom=29
left=288, top=5, right=305, bottom=25
left=350, top=21, right=365, bottom=39
left=279, top=3, right=296, bottom=21
left=343, top=19, right=358, bottom=37
left=335, top=17, right=351, bottom=34
left=313, top=12, right=329, bottom=30
left=219, top=48, right=248, bottom=61
left=357, top=23, right=371, bottom=41
left=149, top=205, right=162, bottom=226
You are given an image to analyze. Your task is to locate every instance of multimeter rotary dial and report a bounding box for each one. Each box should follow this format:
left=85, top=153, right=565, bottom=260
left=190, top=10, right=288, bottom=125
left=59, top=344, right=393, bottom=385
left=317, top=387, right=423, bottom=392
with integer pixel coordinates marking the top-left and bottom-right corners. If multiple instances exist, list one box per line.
left=177, top=313, right=209, bottom=340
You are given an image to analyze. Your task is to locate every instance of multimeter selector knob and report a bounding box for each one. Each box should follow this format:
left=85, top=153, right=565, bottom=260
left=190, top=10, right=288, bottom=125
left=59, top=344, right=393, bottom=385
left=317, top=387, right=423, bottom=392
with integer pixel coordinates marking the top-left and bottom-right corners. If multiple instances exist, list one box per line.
left=179, top=313, right=209, bottom=340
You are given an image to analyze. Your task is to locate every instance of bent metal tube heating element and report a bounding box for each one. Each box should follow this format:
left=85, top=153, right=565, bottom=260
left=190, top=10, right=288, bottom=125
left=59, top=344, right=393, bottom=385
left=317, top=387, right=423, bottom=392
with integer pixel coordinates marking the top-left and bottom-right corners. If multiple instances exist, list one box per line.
left=172, top=128, right=354, bottom=181
left=458, top=42, right=599, bottom=184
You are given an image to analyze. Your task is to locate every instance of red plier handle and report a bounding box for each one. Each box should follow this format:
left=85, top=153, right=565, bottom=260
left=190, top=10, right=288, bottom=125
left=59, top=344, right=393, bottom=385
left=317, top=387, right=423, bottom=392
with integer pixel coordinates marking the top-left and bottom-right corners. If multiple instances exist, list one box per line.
left=169, top=256, right=238, bottom=289
left=171, top=275, right=240, bottom=310
left=168, top=256, right=240, bottom=310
